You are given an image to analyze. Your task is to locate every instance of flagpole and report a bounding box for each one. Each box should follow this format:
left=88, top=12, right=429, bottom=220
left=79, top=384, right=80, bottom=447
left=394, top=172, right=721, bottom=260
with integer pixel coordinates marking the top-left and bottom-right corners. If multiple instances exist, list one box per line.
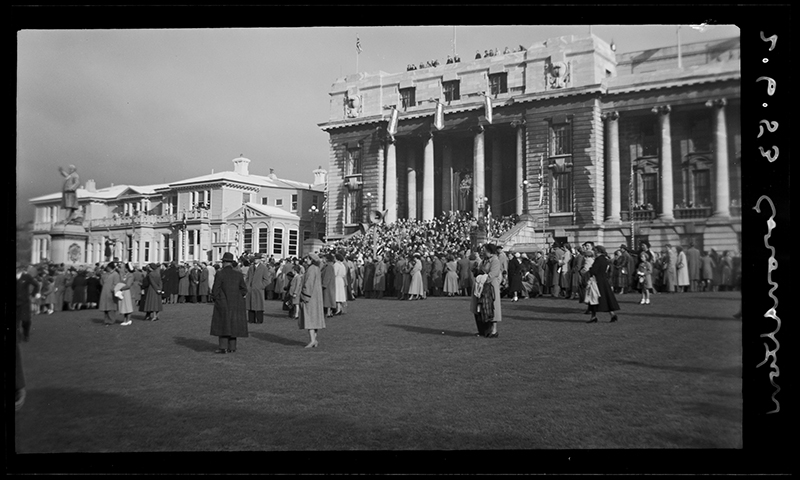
left=453, top=26, right=457, bottom=56
left=677, top=26, right=682, bottom=69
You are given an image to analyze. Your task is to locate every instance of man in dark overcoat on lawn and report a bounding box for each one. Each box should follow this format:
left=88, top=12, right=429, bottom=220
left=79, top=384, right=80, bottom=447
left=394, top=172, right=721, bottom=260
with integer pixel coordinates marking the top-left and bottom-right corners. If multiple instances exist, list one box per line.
left=211, top=252, right=248, bottom=353
left=245, top=253, right=270, bottom=324
left=16, top=262, right=40, bottom=410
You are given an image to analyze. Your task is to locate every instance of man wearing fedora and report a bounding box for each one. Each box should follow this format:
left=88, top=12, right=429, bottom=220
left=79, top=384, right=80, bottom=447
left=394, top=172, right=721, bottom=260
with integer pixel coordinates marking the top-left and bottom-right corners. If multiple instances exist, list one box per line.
left=16, top=262, right=40, bottom=411
left=245, top=253, right=271, bottom=324
left=210, top=252, right=248, bottom=353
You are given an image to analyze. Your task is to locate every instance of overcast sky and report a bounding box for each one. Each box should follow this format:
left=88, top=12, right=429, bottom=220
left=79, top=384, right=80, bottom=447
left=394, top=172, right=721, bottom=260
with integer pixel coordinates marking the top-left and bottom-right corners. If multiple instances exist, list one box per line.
left=16, top=23, right=740, bottom=223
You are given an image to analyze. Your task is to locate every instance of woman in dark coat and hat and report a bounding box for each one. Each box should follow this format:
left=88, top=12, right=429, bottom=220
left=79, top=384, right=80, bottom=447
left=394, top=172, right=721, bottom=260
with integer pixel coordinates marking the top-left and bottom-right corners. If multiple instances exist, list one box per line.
left=586, top=245, right=620, bottom=323
left=142, top=263, right=164, bottom=321
left=210, top=252, right=248, bottom=354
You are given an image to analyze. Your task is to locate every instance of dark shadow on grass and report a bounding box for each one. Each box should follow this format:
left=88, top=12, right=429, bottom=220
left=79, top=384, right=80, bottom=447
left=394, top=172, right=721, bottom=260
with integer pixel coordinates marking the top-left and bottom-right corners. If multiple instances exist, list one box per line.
left=249, top=331, right=306, bottom=346
left=616, top=359, right=742, bottom=378
left=174, top=336, right=220, bottom=353
left=385, top=324, right=475, bottom=337
left=90, top=318, right=107, bottom=324
left=680, top=400, right=742, bottom=424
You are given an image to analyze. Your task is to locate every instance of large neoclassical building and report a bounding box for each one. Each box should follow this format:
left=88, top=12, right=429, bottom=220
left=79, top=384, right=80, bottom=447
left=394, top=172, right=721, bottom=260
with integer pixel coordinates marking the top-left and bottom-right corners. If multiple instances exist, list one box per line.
left=29, top=157, right=327, bottom=265
left=318, top=33, right=741, bottom=253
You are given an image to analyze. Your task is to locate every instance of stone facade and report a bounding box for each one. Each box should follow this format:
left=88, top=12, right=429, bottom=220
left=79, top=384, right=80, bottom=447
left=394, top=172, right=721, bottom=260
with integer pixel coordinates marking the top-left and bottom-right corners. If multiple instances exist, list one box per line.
left=29, top=158, right=327, bottom=265
left=319, top=33, right=741, bottom=254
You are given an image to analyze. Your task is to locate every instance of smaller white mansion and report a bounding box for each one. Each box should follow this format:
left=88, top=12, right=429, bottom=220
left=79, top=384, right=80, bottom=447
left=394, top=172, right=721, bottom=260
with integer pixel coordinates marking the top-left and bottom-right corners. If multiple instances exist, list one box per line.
left=29, top=157, right=327, bottom=265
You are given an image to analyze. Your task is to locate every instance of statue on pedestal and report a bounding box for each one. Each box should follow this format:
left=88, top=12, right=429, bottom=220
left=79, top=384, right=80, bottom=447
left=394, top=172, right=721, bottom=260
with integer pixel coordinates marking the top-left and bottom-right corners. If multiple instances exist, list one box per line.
left=58, top=165, right=81, bottom=225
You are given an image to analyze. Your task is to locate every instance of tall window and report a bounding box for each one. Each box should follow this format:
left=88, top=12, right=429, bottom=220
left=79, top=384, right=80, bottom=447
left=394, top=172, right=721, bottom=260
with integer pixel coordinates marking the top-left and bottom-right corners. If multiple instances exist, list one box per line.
left=188, top=231, right=196, bottom=258
left=258, top=228, right=269, bottom=253
left=551, top=171, right=572, bottom=213
left=549, top=118, right=573, bottom=213
left=347, top=147, right=362, bottom=175
left=489, top=73, right=508, bottom=96
left=288, top=229, right=298, bottom=256
left=640, top=120, right=659, bottom=157
left=689, top=118, right=712, bottom=153
left=550, top=122, right=572, bottom=156
left=243, top=228, right=253, bottom=253
left=347, top=191, right=363, bottom=224
left=273, top=228, right=283, bottom=256
left=399, top=87, right=416, bottom=111
left=693, top=169, right=712, bottom=207
left=303, top=230, right=311, bottom=241
left=163, top=234, right=171, bottom=262
left=312, top=195, right=319, bottom=207
left=642, top=173, right=658, bottom=208
left=291, top=194, right=298, bottom=211
left=443, top=80, right=460, bottom=102
left=127, top=235, right=134, bottom=262
left=261, top=197, right=269, bottom=205
left=144, top=241, right=150, bottom=262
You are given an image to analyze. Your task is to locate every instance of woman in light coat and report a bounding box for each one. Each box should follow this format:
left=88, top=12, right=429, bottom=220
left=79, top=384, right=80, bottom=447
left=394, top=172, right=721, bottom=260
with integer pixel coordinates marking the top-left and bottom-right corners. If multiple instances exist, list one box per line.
left=299, top=254, right=325, bottom=348
left=333, top=253, right=348, bottom=314
left=676, top=246, right=690, bottom=292
left=117, top=262, right=136, bottom=325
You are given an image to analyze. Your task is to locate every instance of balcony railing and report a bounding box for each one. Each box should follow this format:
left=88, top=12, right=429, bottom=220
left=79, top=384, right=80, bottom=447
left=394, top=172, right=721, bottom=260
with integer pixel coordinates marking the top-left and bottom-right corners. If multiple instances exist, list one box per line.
left=621, top=209, right=656, bottom=222
left=674, top=206, right=712, bottom=220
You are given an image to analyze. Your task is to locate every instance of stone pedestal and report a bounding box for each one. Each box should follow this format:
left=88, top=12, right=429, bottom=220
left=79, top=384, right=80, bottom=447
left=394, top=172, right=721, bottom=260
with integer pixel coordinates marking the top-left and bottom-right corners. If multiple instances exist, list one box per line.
left=302, top=238, right=326, bottom=256
left=49, top=224, right=89, bottom=265
left=471, top=230, right=488, bottom=249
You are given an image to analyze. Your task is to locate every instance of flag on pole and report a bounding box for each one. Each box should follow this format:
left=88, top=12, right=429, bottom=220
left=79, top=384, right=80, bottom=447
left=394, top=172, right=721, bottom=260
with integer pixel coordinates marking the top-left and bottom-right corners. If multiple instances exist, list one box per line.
left=387, top=107, right=399, bottom=135
left=433, top=101, right=444, bottom=130
left=484, top=93, right=493, bottom=124
left=356, top=35, right=362, bottom=54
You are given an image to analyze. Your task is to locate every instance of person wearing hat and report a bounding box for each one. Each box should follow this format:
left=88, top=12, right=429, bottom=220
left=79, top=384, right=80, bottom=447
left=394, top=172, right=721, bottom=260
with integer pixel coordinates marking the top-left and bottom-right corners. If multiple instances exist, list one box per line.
left=507, top=251, right=524, bottom=302
left=586, top=245, right=620, bottom=323
left=116, top=262, right=136, bottom=326
left=99, top=262, right=121, bottom=326
left=333, top=253, right=348, bottom=313
left=142, top=263, right=163, bottom=321
left=245, top=253, right=271, bottom=324
left=686, top=241, right=701, bottom=292
left=298, top=253, right=325, bottom=348
left=321, top=254, right=336, bottom=317
left=210, top=252, right=248, bottom=353
left=470, top=244, right=503, bottom=338
left=16, top=262, right=40, bottom=411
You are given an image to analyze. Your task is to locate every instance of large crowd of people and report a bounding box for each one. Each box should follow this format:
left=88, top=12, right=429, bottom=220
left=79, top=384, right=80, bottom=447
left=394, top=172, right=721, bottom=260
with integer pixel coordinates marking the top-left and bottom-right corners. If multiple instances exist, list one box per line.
left=15, top=211, right=742, bottom=410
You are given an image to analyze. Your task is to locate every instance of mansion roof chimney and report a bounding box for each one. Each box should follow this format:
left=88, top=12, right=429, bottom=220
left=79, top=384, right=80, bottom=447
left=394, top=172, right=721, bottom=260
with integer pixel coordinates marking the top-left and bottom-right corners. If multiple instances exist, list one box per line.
left=313, top=166, right=327, bottom=186
left=232, top=155, right=251, bottom=176
left=85, top=179, right=96, bottom=192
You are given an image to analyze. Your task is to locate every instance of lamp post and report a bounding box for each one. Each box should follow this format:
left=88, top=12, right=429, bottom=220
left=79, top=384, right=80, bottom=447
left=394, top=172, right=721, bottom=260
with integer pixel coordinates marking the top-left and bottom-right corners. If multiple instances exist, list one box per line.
left=520, top=179, right=530, bottom=215
left=309, top=205, right=319, bottom=239
left=365, top=192, right=373, bottom=222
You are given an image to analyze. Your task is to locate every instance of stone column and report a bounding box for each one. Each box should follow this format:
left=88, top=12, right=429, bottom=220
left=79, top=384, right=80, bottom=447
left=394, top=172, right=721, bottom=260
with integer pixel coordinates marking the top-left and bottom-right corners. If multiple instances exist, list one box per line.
left=385, top=137, right=397, bottom=223
left=422, top=132, right=435, bottom=220
left=375, top=135, right=385, bottom=220
left=707, top=98, right=730, bottom=218
left=513, top=120, right=526, bottom=215
left=407, top=168, right=417, bottom=220
left=473, top=126, right=485, bottom=218
left=603, top=111, right=621, bottom=222
left=407, top=147, right=417, bottom=220
left=441, top=139, right=453, bottom=213
left=491, top=132, right=502, bottom=215
left=652, top=105, right=674, bottom=221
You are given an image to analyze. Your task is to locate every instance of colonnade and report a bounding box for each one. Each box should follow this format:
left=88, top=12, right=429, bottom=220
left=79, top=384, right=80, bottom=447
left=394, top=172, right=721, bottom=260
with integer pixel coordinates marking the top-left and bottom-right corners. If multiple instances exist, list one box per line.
left=602, top=98, right=731, bottom=222
left=379, top=121, right=527, bottom=223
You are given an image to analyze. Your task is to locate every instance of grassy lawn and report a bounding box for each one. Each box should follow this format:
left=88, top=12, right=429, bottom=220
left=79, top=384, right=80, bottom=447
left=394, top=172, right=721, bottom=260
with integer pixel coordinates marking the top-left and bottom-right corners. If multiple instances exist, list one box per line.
left=12, top=291, right=743, bottom=470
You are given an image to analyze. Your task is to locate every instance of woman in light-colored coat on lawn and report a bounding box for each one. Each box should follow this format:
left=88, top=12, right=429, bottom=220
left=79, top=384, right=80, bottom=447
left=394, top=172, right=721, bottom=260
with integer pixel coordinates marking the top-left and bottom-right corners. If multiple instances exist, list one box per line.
left=299, top=253, right=325, bottom=348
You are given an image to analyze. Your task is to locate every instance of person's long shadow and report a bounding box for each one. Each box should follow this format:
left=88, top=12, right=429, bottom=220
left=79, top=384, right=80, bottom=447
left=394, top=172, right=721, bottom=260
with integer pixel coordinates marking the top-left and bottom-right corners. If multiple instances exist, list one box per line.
left=385, top=324, right=475, bottom=338
left=249, top=331, right=306, bottom=346
left=173, top=336, right=220, bottom=353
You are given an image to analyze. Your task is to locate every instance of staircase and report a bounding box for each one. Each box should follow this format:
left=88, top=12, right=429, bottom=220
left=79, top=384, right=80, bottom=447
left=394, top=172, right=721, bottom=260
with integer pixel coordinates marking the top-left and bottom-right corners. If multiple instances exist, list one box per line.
left=494, top=215, right=546, bottom=253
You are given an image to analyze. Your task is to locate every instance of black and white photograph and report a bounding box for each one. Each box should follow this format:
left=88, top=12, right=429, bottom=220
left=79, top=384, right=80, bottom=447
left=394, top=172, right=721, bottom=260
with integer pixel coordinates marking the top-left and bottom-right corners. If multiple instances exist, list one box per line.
left=11, top=5, right=791, bottom=475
